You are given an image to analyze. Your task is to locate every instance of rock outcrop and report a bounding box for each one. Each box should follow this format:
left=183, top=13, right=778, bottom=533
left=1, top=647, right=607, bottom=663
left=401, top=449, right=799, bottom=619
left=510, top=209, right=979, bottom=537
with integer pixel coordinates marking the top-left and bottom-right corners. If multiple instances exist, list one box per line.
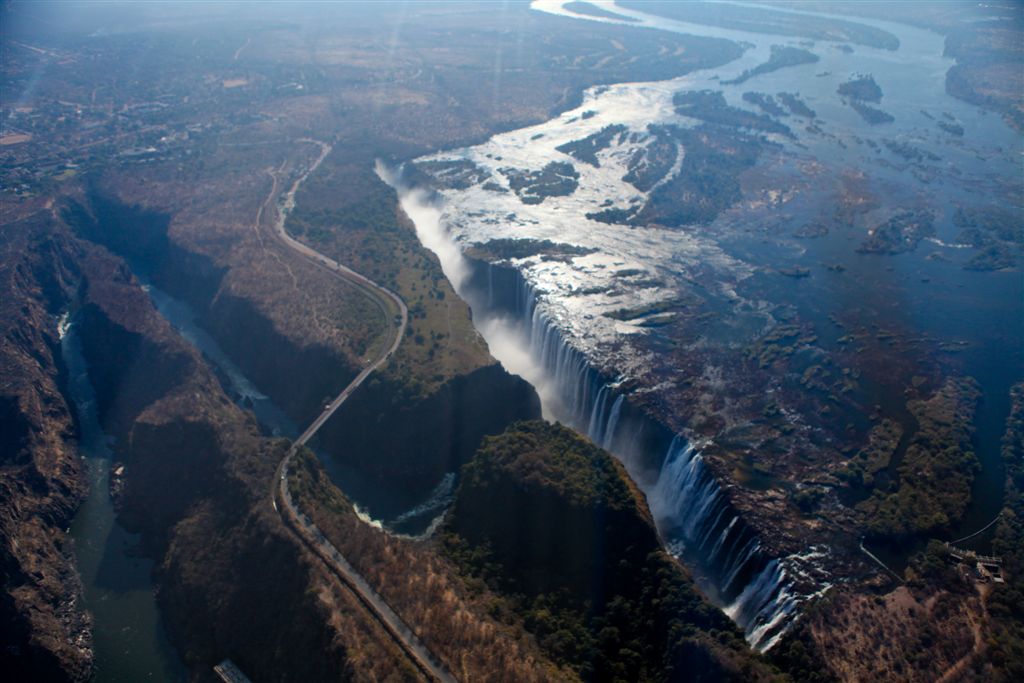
left=64, top=222, right=406, bottom=679
left=446, top=421, right=777, bottom=682
left=1, top=212, right=91, bottom=682
left=316, top=362, right=540, bottom=505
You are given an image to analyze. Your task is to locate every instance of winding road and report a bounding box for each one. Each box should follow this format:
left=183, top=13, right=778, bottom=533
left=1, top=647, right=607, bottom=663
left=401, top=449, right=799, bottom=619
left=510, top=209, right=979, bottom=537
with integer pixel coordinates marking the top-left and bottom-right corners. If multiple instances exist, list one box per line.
left=262, top=140, right=453, bottom=683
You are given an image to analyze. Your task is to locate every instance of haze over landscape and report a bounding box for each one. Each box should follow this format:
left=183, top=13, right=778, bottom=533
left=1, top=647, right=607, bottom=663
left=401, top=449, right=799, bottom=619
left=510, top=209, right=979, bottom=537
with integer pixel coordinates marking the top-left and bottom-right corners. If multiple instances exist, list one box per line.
left=2, top=2, right=1022, bottom=682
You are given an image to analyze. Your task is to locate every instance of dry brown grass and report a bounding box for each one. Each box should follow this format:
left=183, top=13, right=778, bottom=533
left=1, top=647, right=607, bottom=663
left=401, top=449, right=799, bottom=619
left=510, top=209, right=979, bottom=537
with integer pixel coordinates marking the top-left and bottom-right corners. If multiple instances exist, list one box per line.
left=808, top=585, right=984, bottom=682
left=290, top=451, right=577, bottom=683
left=96, top=140, right=391, bottom=374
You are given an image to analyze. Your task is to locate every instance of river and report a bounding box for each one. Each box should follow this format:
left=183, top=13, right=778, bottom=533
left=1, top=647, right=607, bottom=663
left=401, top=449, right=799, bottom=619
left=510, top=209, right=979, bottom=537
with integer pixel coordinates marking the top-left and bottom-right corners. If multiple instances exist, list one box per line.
left=62, top=315, right=186, bottom=683
left=385, top=0, right=1022, bottom=647
left=60, top=270, right=439, bottom=680
left=61, top=0, right=1020, bottom=661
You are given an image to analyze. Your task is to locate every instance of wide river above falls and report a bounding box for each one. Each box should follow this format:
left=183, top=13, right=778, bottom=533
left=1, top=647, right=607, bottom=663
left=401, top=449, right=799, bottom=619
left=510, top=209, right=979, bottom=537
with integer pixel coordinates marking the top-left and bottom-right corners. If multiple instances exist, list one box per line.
left=393, top=0, right=1022, bottom=592
left=62, top=1, right=1020, bottom=668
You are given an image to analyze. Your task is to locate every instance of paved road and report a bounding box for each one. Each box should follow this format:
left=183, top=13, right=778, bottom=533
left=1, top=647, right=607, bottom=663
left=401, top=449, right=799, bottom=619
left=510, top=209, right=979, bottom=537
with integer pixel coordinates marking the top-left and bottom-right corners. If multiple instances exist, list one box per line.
left=271, top=142, right=408, bottom=447
left=262, top=140, right=452, bottom=683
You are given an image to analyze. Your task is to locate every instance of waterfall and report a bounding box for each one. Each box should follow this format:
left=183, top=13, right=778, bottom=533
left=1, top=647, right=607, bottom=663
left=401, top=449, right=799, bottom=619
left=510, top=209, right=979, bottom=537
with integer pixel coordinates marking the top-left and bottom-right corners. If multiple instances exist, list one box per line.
left=602, top=395, right=624, bottom=450
left=587, top=385, right=610, bottom=439
left=487, top=263, right=494, bottom=309
left=481, top=263, right=806, bottom=649
left=725, top=560, right=800, bottom=651
left=504, top=291, right=804, bottom=650
left=643, top=435, right=802, bottom=650
left=386, top=174, right=814, bottom=652
left=708, top=517, right=738, bottom=564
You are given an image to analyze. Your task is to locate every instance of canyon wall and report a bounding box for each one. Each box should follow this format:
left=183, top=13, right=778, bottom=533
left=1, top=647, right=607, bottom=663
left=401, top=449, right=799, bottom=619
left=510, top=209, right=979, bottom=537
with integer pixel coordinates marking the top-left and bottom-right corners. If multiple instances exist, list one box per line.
left=64, top=193, right=358, bottom=424
left=315, top=362, right=540, bottom=505
left=0, top=203, right=428, bottom=680
left=461, top=256, right=804, bottom=650
left=64, top=227, right=408, bottom=680
left=52, top=170, right=545, bottom=676
left=446, top=420, right=777, bottom=681
left=0, top=216, right=91, bottom=682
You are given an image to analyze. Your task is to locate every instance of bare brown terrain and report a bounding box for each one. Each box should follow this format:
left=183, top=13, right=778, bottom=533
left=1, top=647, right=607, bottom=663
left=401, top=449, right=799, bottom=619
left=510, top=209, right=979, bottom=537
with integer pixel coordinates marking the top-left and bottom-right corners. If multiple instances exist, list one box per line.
left=1, top=212, right=91, bottom=682
left=806, top=585, right=983, bottom=682
left=289, top=450, right=574, bottom=683
left=2, top=2, right=1020, bottom=681
left=0, top=3, right=752, bottom=680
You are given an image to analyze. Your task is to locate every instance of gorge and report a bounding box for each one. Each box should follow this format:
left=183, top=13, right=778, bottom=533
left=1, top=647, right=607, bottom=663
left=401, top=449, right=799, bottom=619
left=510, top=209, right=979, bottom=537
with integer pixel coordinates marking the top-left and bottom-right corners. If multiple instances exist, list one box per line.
left=3, top=1, right=1021, bottom=680
left=384, top=173, right=814, bottom=650
left=381, top=0, right=1022, bottom=651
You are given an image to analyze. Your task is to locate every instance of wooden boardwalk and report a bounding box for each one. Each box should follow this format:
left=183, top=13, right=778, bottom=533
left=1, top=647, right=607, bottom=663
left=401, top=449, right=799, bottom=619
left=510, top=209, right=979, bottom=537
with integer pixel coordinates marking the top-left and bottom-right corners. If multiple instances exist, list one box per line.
left=213, top=659, right=253, bottom=683
left=944, top=543, right=1002, bottom=565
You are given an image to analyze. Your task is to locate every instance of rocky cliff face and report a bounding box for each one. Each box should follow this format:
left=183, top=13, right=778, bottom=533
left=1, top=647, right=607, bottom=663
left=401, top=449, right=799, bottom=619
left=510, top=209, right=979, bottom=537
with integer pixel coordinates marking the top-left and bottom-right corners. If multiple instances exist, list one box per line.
left=202, top=288, right=363, bottom=423
left=446, top=421, right=776, bottom=682
left=1, top=198, right=433, bottom=680
left=61, top=225, right=408, bottom=679
left=62, top=190, right=361, bottom=424
left=1, top=213, right=91, bottom=682
left=67, top=172, right=544, bottom=508
left=316, top=362, right=540, bottom=504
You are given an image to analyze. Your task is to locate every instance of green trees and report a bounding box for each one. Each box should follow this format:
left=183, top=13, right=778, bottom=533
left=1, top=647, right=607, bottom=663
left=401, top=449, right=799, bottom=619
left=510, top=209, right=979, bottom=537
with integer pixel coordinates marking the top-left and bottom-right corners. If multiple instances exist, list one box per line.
left=444, top=421, right=775, bottom=682
left=861, top=378, right=982, bottom=540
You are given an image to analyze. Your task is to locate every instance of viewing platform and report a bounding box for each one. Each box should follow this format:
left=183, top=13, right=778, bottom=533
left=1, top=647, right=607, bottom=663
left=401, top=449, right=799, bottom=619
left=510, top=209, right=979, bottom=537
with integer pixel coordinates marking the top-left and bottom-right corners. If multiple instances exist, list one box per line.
left=944, top=542, right=1002, bottom=565
left=214, top=659, right=253, bottom=683
left=944, top=543, right=1005, bottom=584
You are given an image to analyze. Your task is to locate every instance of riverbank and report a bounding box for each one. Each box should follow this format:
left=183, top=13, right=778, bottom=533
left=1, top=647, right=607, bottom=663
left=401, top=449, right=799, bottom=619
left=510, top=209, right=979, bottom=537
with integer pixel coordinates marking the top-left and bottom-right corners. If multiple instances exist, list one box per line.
left=63, top=318, right=185, bottom=682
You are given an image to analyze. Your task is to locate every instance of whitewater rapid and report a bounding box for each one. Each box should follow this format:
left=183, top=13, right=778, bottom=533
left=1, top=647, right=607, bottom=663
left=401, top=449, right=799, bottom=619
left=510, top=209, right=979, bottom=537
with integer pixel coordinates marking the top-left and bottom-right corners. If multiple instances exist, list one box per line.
left=380, top=0, right=1016, bottom=650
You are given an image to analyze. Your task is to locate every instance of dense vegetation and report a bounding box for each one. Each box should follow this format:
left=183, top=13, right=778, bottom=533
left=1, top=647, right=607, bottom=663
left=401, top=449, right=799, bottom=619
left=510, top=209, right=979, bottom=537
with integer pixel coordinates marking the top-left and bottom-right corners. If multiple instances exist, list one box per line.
left=837, top=75, right=883, bottom=102
left=944, top=23, right=1024, bottom=132
left=632, top=123, right=765, bottom=228
left=557, top=125, right=628, bottom=167
left=743, top=92, right=788, bottom=118
left=622, top=126, right=678, bottom=192
left=503, top=161, right=581, bottom=204
left=723, top=46, right=819, bottom=86
left=289, top=155, right=493, bottom=398
left=839, top=419, right=903, bottom=488
left=937, top=120, right=965, bottom=137
left=287, top=449, right=572, bottom=682
left=288, top=165, right=408, bottom=271
left=987, top=382, right=1024, bottom=678
left=883, top=140, right=940, bottom=163
left=777, top=92, right=816, bottom=118
left=409, top=159, right=490, bottom=190
left=856, top=210, right=935, bottom=254
left=849, top=100, right=895, bottom=125
left=875, top=381, right=1024, bottom=681
left=768, top=600, right=837, bottom=683
left=445, top=421, right=775, bottom=682
left=861, top=377, right=981, bottom=539
left=837, top=75, right=894, bottom=124
left=953, top=206, right=1022, bottom=272
left=465, top=238, right=594, bottom=262
left=586, top=207, right=637, bottom=225
left=585, top=93, right=803, bottom=233
left=674, top=90, right=793, bottom=138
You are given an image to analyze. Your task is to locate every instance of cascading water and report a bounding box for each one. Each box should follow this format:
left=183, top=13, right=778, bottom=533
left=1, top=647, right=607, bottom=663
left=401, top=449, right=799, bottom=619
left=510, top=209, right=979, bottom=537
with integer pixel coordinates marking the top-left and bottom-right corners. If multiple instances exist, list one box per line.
left=379, top=210, right=813, bottom=649
left=601, top=395, right=624, bottom=450
left=369, top=0, right=1017, bottom=650
left=511, top=273, right=804, bottom=649
left=647, top=437, right=805, bottom=650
